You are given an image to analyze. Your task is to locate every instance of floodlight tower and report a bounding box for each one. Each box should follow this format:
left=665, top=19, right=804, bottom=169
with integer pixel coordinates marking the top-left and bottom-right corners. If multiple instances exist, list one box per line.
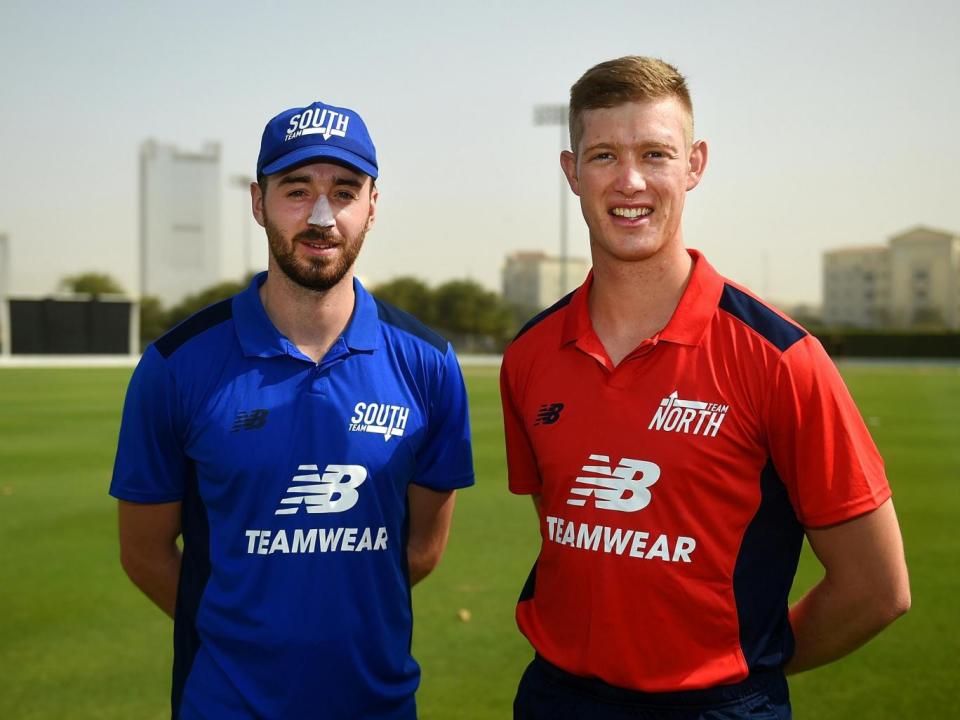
left=533, top=103, right=570, bottom=293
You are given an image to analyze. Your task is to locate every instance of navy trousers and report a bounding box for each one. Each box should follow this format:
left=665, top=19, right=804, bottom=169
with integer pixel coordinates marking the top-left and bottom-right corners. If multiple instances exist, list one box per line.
left=514, top=655, right=791, bottom=720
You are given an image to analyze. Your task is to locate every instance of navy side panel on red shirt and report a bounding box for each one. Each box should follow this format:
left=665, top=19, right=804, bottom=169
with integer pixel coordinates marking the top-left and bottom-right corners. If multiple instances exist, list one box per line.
left=732, top=460, right=804, bottom=671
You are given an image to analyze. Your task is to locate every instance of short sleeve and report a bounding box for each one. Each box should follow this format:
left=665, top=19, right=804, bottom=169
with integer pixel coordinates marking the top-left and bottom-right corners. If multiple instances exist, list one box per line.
left=500, top=353, right=541, bottom=495
left=765, top=336, right=891, bottom=528
left=411, top=344, right=475, bottom=491
left=109, top=345, right=189, bottom=503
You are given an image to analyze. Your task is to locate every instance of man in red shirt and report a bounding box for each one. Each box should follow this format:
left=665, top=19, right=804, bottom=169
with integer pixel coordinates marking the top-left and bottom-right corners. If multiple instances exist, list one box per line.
left=500, top=56, right=910, bottom=719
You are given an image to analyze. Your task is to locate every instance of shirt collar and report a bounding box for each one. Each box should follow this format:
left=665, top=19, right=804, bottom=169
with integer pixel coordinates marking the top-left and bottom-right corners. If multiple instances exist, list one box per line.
left=658, top=249, right=724, bottom=346
left=234, top=272, right=380, bottom=359
left=561, top=272, right=595, bottom=346
left=342, top=277, right=379, bottom=351
left=561, top=249, right=724, bottom=349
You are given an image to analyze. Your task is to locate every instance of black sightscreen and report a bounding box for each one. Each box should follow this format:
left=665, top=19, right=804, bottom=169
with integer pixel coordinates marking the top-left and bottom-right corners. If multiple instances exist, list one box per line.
left=10, top=299, right=131, bottom=354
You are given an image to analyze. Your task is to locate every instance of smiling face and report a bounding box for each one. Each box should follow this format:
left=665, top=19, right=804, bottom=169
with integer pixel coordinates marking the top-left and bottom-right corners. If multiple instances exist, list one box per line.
left=252, top=162, right=378, bottom=292
left=560, top=97, right=706, bottom=267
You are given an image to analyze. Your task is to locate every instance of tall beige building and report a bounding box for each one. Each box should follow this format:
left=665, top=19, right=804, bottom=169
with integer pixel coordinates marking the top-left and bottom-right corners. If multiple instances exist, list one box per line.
left=502, top=251, right=590, bottom=312
left=888, top=227, right=960, bottom=329
left=140, top=140, right=222, bottom=307
left=822, top=226, right=960, bottom=329
left=822, top=246, right=890, bottom=328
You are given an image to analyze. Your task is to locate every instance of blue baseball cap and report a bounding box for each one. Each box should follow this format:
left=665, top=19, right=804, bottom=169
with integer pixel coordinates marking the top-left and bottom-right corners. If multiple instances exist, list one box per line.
left=256, top=100, right=378, bottom=180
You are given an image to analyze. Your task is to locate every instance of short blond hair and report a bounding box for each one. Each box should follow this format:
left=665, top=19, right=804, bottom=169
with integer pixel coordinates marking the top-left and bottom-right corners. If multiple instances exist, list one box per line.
left=568, top=56, right=693, bottom=153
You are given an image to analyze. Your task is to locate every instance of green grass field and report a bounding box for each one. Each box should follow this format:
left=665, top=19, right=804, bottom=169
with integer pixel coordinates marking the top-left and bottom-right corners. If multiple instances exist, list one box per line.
left=0, top=363, right=957, bottom=719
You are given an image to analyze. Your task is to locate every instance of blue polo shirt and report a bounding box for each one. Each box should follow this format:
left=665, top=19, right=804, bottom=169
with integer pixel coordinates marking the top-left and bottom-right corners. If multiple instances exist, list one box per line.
left=111, top=273, right=475, bottom=720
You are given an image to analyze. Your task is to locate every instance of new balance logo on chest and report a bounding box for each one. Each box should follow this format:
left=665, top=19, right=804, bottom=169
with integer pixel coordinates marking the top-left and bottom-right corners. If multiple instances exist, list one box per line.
left=241, top=462, right=390, bottom=556
left=275, top=464, right=367, bottom=515
left=648, top=391, right=729, bottom=437
left=568, top=455, right=660, bottom=512
left=557, top=454, right=698, bottom=562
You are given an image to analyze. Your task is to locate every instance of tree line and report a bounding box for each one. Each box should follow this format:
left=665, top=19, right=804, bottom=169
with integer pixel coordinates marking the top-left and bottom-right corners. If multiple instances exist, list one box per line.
left=59, top=272, right=534, bottom=352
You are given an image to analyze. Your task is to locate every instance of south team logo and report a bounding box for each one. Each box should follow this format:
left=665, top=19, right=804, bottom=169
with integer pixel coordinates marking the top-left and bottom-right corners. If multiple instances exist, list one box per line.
left=274, top=464, right=367, bottom=515
left=648, top=391, right=729, bottom=437
left=567, top=454, right=660, bottom=512
left=285, top=108, right=350, bottom=142
left=349, top=401, right=410, bottom=441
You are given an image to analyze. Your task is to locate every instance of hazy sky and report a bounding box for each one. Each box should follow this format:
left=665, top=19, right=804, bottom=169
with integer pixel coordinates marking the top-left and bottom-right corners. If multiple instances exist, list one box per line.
left=1, top=0, right=958, bottom=305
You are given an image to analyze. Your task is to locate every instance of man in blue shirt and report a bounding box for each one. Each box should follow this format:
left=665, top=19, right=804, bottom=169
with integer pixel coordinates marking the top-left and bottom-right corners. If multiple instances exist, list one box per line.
left=111, top=100, right=475, bottom=719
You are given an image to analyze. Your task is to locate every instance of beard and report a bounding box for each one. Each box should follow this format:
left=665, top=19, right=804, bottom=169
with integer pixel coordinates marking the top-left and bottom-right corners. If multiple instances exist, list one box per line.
left=264, top=214, right=367, bottom=293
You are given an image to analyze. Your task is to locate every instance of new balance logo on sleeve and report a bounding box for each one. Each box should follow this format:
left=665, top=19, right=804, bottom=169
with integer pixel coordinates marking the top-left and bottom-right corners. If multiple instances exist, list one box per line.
left=567, top=455, right=660, bottom=511
left=534, top=403, right=565, bottom=426
left=231, top=409, right=269, bottom=431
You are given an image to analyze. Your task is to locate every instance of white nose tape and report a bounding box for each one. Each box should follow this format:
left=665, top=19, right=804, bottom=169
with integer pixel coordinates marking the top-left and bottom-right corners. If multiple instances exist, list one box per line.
left=308, top=196, right=335, bottom=227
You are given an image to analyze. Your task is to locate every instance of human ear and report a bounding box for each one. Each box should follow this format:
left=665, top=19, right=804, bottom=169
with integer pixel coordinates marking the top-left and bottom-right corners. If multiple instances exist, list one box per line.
left=560, top=150, right=581, bottom=196
left=251, top=181, right=266, bottom=227
left=686, top=140, right=708, bottom=191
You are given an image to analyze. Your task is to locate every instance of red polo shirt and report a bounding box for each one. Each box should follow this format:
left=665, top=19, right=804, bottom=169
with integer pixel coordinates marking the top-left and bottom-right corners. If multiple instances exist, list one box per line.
left=500, top=250, right=889, bottom=692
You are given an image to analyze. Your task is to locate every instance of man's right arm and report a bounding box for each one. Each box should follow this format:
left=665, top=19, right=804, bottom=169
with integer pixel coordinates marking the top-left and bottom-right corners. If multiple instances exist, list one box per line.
left=500, top=356, right=544, bottom=501
left=118, top=500, right=182, bottom=619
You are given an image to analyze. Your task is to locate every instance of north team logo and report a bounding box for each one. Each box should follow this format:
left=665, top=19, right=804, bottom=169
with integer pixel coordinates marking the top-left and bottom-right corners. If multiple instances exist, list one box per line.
left=285, top=108, right=349, bottom=141
left=349, top=401, right=409, bottom=441
left=534, top=402, right=564, bottom=426
left=567, top=454, right=660, bottom=512
left=648, top=391, right=729, bottom=437
left=274, top=464, right=367, bottom=515
left=231, top=409, right=269, bottom=431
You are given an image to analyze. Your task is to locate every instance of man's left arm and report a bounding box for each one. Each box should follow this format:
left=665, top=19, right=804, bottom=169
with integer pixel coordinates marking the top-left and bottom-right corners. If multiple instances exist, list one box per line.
left=405, top=344, right=474, bottom=584
left=785, top=498, right=910, bottom=674
left=406, top=484, right=457, bottom=585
